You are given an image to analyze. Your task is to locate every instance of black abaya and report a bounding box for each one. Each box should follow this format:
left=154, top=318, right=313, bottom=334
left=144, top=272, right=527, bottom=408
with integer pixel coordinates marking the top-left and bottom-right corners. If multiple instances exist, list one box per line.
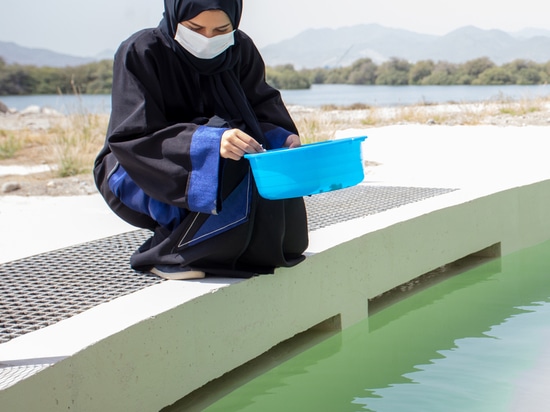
left=93, top=0, right=308, bottom=277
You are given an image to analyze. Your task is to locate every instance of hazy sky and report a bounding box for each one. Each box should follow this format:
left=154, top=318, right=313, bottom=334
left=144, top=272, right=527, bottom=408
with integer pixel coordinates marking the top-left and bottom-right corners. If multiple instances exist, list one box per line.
left=2, top=0, right=550, bottom=57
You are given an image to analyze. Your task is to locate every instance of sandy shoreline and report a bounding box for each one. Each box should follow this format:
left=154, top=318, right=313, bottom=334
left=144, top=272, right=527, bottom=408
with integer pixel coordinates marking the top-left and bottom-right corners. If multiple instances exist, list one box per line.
left=2, top=99, right=550, bottom=132
left=1, top=99, right=550, bottom=197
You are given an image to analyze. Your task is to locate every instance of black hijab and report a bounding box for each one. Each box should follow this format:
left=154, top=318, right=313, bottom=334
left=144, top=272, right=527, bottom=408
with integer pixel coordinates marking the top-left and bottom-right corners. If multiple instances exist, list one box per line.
left=158, top=0, right=267, bottom=146
left=159, top=0, right=242, bottom=37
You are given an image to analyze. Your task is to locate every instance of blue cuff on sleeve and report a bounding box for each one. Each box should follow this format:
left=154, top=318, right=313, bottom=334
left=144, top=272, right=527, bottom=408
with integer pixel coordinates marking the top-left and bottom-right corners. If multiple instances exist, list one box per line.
left=188, top=125, right=226, bottom=214
left=265, top=126, right=292, bottom=149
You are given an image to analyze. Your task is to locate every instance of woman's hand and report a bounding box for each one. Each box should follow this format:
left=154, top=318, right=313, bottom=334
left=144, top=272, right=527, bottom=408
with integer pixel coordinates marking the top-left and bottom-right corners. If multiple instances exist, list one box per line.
left=220, top=129, right=264, bottom=161
left=284, top=134, right=301, bottom=148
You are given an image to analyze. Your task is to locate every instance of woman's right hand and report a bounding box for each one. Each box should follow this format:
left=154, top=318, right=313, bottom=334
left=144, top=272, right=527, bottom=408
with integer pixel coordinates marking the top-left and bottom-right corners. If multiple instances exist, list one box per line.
left=220, top=129, right=264, bottom=161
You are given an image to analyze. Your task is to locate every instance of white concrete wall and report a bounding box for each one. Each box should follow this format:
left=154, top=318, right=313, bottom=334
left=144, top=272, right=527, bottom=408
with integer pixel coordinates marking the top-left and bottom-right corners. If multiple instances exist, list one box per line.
left=2, top=178, right=550, bottom=411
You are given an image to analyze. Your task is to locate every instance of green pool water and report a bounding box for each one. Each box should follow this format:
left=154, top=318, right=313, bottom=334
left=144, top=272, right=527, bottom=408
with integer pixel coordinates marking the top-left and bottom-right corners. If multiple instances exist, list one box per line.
left=190, top=239, right=550, bottom=411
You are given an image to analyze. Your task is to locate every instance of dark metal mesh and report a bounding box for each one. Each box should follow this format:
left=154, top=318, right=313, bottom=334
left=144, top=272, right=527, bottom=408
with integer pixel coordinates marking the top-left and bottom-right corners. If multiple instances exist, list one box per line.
left=0, top=230, right=157, bottom=345
left=305, top=185, right=455, bottom=232
left=0, top=186, right=455, bottom=345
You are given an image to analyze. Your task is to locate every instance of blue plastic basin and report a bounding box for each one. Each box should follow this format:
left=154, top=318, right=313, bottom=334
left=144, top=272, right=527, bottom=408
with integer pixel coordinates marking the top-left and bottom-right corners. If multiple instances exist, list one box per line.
left=245, top=136, right=367, bottom=200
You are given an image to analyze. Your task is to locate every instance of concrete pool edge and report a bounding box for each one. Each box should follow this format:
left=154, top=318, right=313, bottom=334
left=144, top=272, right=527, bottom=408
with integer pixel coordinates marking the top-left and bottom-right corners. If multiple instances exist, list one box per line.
left=1, top=178, right=550, bottom=410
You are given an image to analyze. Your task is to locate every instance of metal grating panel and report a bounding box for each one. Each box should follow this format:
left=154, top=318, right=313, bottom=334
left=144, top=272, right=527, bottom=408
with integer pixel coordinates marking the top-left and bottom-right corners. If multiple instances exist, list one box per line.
left=0, top=186, right=455, bottom=346
left=0, top=230, right=159, bottom=345
left=305, top=185, right=455, bottom=232
left=0, top=362, right=55, bottom=391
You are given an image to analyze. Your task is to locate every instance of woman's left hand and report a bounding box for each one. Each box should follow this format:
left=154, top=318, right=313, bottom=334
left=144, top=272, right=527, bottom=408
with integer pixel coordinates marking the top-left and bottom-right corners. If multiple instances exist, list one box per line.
left=284, top=134, right=301, bottom=148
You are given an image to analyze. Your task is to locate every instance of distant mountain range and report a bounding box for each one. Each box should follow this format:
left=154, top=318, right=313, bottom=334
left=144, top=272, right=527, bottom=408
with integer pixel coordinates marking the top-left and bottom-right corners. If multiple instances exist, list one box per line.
left=0, top=41, right=114, bottom=67
left=261, top=25, right=550, bottom=68
left=2, top=25, right=550, bottom=69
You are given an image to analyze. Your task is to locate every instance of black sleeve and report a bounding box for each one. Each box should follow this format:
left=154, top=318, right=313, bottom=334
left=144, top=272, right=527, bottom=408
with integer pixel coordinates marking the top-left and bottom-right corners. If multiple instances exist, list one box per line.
left=105, top=31, right=219, bottom=209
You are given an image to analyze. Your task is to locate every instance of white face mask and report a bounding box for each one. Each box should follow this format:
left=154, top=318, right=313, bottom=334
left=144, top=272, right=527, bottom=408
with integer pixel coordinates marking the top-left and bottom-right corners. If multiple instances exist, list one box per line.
left=174, top=23, right=235, bottom=59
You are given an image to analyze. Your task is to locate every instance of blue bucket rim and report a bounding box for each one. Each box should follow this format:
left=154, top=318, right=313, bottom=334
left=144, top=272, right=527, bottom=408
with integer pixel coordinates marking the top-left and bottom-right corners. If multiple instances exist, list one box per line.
left=244, top=135, right=367, bottom=159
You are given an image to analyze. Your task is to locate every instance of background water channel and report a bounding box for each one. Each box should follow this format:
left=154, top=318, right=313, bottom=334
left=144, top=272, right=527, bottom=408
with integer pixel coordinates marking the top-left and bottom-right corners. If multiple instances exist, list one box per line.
left=168, top=239, right=550, bottom=411
left=2, top=84, right=550, bottom=114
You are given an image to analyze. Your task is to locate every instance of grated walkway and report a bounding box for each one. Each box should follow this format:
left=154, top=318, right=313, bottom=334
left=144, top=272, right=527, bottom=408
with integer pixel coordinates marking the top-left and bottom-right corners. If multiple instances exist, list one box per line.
left=0, top=186, right=455, bottom=346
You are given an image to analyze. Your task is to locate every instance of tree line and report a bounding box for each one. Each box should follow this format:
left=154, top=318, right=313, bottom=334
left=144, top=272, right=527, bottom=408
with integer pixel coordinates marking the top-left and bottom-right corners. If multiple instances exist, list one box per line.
left=1, top=56, right=550, bottom=95
left=0, top=58, right=112, bottom=95
left=267, top=57, right=550, bottom=89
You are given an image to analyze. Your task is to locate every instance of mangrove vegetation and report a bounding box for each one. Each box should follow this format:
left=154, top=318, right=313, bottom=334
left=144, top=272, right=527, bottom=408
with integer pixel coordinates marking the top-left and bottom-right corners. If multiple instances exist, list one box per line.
left=1, top=56, right=550, bottom=95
